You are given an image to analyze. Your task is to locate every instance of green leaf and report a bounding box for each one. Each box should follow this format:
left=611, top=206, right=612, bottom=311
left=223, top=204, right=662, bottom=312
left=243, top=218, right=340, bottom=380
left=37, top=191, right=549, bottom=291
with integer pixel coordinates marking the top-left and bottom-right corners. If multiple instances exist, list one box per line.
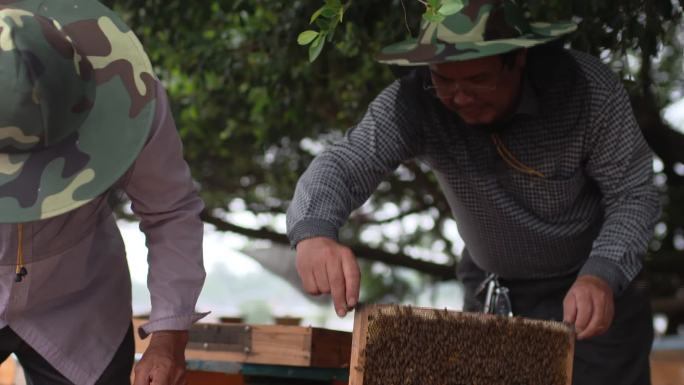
left=297, top=30, right=319, bottom=45
left=320, top=7, right=338, bottom=18
left=423, top=12, right=445, bottom=23
left=439, top=0, right=464, bottom=16
left=308, top=34, right=326, bottom=62
left=310, top=6, right=325, bottom=23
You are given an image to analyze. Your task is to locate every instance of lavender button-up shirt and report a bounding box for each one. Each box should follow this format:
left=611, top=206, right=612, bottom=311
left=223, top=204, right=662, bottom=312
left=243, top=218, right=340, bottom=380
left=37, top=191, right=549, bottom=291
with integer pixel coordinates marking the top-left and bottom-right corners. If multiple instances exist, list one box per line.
left=0, top=82, right=206, bottom=385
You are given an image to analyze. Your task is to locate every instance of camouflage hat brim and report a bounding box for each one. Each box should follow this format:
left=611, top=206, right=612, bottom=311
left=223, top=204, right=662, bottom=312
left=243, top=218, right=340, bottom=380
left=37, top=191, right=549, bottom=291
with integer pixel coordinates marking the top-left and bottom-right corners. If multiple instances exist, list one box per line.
left=376, top=21, right=577, bottom=66
left=0, top=0, right=156, bottom=223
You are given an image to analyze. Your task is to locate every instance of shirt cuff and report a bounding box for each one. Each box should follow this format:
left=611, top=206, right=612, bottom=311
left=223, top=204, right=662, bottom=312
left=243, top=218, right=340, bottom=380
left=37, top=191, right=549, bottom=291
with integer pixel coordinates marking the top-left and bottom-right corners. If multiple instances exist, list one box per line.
left=578, top=257, right=630, bottom=296
left=287, top=219, right=339, bottom=248
left=138, top=312, right=210, bottom=339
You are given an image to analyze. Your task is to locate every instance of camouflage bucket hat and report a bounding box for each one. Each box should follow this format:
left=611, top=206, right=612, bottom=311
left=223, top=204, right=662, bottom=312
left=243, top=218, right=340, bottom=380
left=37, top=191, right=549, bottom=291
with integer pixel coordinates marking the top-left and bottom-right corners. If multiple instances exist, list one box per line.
left=0, top=0, right=157, bottom=223
left=376, top=0, right=577, bottom=66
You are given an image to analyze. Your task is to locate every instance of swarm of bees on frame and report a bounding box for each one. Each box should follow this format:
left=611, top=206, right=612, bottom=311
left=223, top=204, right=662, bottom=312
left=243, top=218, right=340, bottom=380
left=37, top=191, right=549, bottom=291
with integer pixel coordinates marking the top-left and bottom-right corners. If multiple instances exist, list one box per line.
left=358, top=306, right=572, bottom=385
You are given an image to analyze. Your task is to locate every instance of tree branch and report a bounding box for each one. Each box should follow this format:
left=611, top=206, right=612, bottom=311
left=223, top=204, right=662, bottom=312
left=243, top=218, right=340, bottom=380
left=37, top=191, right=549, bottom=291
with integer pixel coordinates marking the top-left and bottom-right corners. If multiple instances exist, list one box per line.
left=632, top=28, right=684, bottom=166
left=353, top=205, right=431, bottom=225
left=200, top=209, right=457, bottom=280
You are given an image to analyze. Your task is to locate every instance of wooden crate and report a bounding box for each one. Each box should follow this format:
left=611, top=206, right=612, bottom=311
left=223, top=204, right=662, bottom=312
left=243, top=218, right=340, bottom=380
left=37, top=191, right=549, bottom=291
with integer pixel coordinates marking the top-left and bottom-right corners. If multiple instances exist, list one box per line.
left=350, top=304, right=575, bottom=385
left=133, top=319, right=351, bottom=368
left=651, top=349, right=684, bottom=385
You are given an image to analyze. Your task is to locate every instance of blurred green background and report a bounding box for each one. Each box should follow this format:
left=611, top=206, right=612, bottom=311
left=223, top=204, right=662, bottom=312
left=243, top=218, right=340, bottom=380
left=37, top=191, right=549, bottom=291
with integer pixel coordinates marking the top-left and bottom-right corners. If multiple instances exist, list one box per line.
left=105, top=0, right=684, bottom=334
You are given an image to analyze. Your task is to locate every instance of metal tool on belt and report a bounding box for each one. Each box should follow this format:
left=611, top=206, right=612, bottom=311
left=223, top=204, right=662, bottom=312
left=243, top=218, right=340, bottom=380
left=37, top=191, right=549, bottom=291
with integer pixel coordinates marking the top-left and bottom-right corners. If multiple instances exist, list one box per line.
left=476, top=273, right=513, bottom=317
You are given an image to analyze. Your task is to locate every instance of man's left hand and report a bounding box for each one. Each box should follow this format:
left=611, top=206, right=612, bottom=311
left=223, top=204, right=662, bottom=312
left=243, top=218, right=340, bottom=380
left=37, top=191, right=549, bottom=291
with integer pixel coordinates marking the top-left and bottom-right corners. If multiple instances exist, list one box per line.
left=563, top=275, right=614, bottom=340
left=134, top=330, right=188, bottom=385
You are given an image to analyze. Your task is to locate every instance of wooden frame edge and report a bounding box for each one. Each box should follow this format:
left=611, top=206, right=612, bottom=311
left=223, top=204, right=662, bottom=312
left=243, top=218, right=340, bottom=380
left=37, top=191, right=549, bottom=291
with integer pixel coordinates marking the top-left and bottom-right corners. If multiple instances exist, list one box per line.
left=566, top=331, right=576, bottom=385
left=349, top=304, right=372, bottom=385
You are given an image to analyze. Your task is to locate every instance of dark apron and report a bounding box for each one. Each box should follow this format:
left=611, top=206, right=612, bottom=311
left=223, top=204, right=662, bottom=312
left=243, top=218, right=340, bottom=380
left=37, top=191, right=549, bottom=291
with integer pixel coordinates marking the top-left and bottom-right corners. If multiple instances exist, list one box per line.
left=458, top=248, right=653, bottom=385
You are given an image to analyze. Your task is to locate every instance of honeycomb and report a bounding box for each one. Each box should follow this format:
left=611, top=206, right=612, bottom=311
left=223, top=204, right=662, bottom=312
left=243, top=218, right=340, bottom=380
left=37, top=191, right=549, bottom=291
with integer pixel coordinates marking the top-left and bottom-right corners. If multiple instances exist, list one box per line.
left=356, top=305, right=573, bottom=385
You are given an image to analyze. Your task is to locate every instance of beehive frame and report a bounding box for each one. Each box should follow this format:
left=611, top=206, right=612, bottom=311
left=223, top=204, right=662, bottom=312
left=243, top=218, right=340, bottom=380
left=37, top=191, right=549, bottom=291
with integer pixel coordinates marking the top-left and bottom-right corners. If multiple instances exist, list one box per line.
left=350, top=304, right=575, bottom=385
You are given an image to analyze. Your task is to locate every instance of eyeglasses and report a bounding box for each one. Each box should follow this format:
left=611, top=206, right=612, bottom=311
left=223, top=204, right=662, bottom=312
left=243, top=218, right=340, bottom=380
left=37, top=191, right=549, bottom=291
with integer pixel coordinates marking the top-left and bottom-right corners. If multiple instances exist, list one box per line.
left=424, top=69, right=504, bottom=96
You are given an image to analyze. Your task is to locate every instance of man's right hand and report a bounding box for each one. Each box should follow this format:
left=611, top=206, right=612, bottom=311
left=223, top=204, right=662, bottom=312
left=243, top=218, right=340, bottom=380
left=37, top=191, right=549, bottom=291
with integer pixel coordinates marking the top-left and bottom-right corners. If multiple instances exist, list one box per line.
left=296, top=237, right=361, bottom=317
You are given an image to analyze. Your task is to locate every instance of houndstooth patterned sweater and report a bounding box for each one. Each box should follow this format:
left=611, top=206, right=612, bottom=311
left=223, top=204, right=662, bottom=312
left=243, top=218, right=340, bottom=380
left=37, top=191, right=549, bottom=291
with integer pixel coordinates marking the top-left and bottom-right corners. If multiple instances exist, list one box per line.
left=286, top=49, right=660, bottom=295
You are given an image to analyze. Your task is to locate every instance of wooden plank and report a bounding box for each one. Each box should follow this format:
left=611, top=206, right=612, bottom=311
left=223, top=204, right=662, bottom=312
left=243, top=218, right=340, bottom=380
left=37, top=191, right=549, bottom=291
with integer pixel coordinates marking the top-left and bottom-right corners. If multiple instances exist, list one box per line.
left=139, top=325, right=312, bottom=367
left=651, top=350, right=684, bottom=385
left=310, top=327, right=353, bottom=368
left=566, top=333, right=575, bottom=385
left=242, top=324, right=312, bottom=366
left=134, top=318, right=351, bottom=368
left=187, top=371, right=244, bottom=385
left=652, top=349, right=684, bottom=361
left=349, top=304, right=370, bottom=385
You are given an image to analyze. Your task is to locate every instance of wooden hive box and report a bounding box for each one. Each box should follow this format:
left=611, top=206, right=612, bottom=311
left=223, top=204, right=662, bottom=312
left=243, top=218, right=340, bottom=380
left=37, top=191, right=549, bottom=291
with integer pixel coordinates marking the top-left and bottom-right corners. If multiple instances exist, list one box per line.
left=133, top=319, right=352, bottom=368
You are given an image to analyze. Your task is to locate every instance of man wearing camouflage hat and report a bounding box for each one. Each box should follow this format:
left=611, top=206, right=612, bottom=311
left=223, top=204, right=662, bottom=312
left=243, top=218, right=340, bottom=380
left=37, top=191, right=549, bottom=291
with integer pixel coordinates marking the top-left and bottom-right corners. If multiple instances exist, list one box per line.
left=287, top=0, right=659, bottom=384
left=0, top=1, right=206, bottom=384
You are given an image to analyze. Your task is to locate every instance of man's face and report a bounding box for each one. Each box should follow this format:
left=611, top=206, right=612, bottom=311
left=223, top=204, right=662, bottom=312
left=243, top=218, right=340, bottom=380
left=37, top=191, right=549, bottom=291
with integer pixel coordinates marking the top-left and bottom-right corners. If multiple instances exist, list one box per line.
left=428, top=51, right=526, bottom=125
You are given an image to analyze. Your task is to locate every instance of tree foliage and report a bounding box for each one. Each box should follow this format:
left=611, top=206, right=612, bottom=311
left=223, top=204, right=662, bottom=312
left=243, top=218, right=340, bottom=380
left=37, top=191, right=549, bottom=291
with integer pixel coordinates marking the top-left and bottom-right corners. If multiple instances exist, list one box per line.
left=105, top=0, right=684, bottom=325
